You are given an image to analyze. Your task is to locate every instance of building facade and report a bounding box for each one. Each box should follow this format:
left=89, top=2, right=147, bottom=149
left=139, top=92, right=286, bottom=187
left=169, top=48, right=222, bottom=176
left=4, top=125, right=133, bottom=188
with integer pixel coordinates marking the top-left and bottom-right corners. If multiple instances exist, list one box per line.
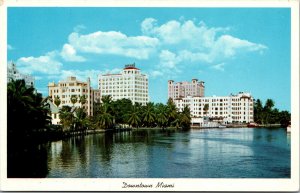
left=168, top=79, right=205, bottom=100
left=98, top=64, right=149, bottom=105
left=7, top=61, right=35, bottom=87
left=48, top=76, right=100, bottom=119
left=174, top=92, right=254, bottom=124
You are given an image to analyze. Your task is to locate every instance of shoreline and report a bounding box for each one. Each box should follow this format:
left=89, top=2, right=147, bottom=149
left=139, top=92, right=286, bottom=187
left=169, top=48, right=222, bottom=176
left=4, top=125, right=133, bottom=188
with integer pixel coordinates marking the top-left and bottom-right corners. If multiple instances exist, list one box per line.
left=40, top=124, right=286, bottom=143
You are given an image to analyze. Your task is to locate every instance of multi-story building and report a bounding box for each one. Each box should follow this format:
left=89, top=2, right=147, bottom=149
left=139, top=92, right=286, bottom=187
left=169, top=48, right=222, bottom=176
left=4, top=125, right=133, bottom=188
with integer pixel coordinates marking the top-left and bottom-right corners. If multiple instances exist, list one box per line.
left=7, top=61, right=35, bottom=87
left=48, top=76, right=100, bottom=119
left=174, top=92, right=254, bottom=124
left=168, top=79, right=205, bottom=100
left=98, top=64, right=149, bottom=105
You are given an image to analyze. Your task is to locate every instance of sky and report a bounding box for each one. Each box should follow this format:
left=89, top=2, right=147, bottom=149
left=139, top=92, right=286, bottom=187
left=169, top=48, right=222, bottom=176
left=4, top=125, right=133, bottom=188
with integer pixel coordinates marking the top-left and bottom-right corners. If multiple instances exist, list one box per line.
left=7, top=8, right=291, bottom=111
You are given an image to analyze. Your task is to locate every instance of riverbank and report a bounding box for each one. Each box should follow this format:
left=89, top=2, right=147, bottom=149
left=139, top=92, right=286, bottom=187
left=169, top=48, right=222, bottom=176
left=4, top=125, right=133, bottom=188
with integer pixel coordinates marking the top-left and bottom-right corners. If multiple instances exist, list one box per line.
left=191, top=123, right=283, bottom=129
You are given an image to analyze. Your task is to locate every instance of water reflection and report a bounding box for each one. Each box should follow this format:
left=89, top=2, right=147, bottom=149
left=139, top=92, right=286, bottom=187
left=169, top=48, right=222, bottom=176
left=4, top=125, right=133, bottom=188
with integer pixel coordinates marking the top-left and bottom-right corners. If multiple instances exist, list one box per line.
left=8, top=128, right=291, bottom=178
left=8, top=143, right=50, bottom=178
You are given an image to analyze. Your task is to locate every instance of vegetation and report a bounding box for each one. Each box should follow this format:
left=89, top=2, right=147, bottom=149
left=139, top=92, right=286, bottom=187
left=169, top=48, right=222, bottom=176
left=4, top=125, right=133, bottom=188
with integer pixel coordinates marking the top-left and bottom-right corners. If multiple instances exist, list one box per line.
left=7, top=79, right=51, bottom=143
left=56, top=94, right=191, bottom=132
left=7, top=80, right=53, bottom=177
left=7, top=79, right=191, bottom=144
left=254, top=98, right=290, bottom=126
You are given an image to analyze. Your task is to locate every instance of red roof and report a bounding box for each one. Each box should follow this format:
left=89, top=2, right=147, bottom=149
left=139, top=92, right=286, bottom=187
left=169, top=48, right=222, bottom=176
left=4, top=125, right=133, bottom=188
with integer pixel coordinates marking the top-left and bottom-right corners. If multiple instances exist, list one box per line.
left=124, top=66, right=140, bottom=70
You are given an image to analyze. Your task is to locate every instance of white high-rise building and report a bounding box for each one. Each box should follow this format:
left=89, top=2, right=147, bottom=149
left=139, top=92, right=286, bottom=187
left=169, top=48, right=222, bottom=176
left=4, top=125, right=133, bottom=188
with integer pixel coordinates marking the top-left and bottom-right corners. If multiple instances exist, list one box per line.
left=168, top=79, right=205, bottom=99
left=98, top=64, right=149, bottom=105
left=174, top=92, right=254, bottom=124
left=7, top=61, right=35, bottom=87
left=48, top=76, right=100, bottom=118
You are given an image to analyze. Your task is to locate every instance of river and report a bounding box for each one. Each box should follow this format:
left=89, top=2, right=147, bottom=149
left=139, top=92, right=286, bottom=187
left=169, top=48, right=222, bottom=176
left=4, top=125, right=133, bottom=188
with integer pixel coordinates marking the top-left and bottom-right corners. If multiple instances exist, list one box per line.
left=9, top=127, right=291, bottom=178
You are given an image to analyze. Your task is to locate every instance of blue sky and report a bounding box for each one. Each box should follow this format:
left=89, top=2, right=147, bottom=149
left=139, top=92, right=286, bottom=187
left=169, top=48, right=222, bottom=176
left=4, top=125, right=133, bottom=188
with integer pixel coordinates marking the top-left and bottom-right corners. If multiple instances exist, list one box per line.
left=8, top=8, right=291, bottom=111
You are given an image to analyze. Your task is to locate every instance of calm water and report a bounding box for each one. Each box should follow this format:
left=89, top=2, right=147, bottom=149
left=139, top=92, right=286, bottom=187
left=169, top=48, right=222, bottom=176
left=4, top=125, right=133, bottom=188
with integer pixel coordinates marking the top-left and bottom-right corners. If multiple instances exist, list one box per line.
left=44, top=127, right=290, bottom=178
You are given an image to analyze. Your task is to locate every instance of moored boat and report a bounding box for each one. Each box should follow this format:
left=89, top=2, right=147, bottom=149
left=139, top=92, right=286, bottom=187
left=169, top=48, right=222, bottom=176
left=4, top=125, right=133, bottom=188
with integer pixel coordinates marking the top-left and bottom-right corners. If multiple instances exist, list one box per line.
left=247, top=122, right=259, bottom=128
left=287, top=125, right=291, bottom=133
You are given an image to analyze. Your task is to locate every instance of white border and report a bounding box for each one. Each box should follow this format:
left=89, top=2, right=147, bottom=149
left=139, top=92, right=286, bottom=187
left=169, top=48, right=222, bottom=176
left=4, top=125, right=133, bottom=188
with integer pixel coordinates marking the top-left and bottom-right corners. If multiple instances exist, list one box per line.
left=0, top=0, right=299, bottom=191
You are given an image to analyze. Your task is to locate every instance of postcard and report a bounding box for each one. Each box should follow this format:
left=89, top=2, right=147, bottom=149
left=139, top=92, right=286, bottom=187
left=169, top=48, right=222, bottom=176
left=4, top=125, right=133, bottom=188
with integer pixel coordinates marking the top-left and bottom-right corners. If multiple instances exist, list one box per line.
left=0, top=0, right=299, bottom=191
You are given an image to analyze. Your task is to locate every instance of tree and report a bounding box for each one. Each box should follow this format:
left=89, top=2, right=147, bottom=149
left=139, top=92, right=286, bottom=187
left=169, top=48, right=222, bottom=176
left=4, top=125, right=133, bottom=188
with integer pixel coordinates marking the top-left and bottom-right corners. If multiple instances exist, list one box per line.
left=166, top=98, right=178, bottom=126
left=59, top=106, right=74, bottom=131
left=204, top=103, right=209, bottom=115
left=264, top=99, right=275, bottom=111
left=54, top=96, right=61, bottom=107
left=94, top=105, right=114, bottom=130
left=7, top=79, right=51, bottom=140
left=142, top=102, right=156, bottom=127
left=126, top=105, right=141, bottom=128
left=254, top=98, right=290, bottom=125
left=111, top=98, right=132, bottom=124
left=155, top=103, right=168, bottom=129
left=101, top=95, right=112, bottom=105
left=179, top=105, right=191, bottom=130
left=254, top=99, right=263, bottom=124
left=70, top=95, right=78, bottom=107
left=79, top=95, right=87, bottom=105
left=73, top=107, right=89, bottom=132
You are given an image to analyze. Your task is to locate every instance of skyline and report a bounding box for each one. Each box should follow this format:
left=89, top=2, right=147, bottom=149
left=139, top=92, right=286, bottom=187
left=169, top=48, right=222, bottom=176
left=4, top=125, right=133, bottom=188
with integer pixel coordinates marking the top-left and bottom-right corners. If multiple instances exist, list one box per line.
left=7, top=8, right=291, bottom=111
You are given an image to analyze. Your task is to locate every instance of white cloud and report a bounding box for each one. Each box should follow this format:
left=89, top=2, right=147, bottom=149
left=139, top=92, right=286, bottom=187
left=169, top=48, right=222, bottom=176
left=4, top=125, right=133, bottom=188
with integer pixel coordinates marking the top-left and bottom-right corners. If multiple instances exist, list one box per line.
left=212, top=63, right=225, bottom=71
left=7, top=44, right=14, bottom=50
left=60, top=43, right=86, bottom=62
left=141, top=18, right=267, bottom=69
left=59, top=68, right=122, bottom=88
left=73, top=24, right=86, bottom=32
left=68, top=31, right=160, bottom=60
left=141, top=18, right=229, bottom=49
left=59, top=69, right=101, bottom=88
left=149, top=70, right=163, bottom=77
left=159, top=50, right=181, bottom=68
left=98, top=68, right=122, bottom=75
left=210, top=35, right=267, bottom=59
left=17, top=51, right=62, bottom=75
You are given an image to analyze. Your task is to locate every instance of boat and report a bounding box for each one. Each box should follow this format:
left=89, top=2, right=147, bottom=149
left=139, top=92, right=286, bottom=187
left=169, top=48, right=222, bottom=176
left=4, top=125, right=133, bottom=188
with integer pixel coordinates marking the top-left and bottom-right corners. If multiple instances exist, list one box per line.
left=287, top=125, right=291, bottom=133
left=218, top=125, right=226, bottom=128
left=247, top=122, right=259, bottom=128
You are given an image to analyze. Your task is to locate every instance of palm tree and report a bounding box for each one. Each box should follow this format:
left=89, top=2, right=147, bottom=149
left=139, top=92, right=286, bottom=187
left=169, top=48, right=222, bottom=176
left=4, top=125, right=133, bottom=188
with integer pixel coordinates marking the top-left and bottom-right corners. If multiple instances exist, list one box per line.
left=126, top=105, right=141, bottom=128
left=73, top=107, right=88, bottom=132
left=70, top=95, right=78, bottom=107
left=264, top=99, right=274, bottom=111
left=79, top=95, right=87, bottom=105
left=101, top=95, right=112, bottom=105
left=166, top=98, right=178, bottom=126
left=264, top=99, right=275, bottom=124
left=54, top=96, right=61, bottom=107
left=179, top=105, right=191, bottom=130
left=94, top=105, right=114, bottom=130
left=254, top=99, right=263, bottom=123
left=155, top=104, right=168, bottom=129
left=59, top=106, right=74, bottom=131
left=142, top=102, right=156, bottom=127
left=204, top=103, right=209, bottom=116
left=7, top=79, right=51, bottom=139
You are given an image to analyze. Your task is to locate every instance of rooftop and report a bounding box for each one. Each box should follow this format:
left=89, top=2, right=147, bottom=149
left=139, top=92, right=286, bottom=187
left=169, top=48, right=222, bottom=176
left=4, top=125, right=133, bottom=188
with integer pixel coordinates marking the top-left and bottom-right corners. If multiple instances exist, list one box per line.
left=124, top=63, right=140, bottom=70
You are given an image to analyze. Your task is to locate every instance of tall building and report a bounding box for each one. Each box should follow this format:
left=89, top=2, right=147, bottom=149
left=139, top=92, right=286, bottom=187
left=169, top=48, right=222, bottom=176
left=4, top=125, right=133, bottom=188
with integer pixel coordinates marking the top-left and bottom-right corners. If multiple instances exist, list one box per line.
left=48, top=76, right=100, bottom=118
left=168, top=79, right=205, bottom=100
left=174, top=92, right=254, bottom=124
left=7, top=61, right=34, bottom=87
left=98, top=64, right=149, bottom=105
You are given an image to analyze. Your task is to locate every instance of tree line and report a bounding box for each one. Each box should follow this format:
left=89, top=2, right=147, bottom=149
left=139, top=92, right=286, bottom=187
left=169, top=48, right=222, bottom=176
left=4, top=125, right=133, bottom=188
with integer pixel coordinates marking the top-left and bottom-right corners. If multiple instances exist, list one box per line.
left=58, top=95, right=192, bottom=132
left=254, top=98, right=290, bottom=126
left=7, top=80, right=192, bottom=144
